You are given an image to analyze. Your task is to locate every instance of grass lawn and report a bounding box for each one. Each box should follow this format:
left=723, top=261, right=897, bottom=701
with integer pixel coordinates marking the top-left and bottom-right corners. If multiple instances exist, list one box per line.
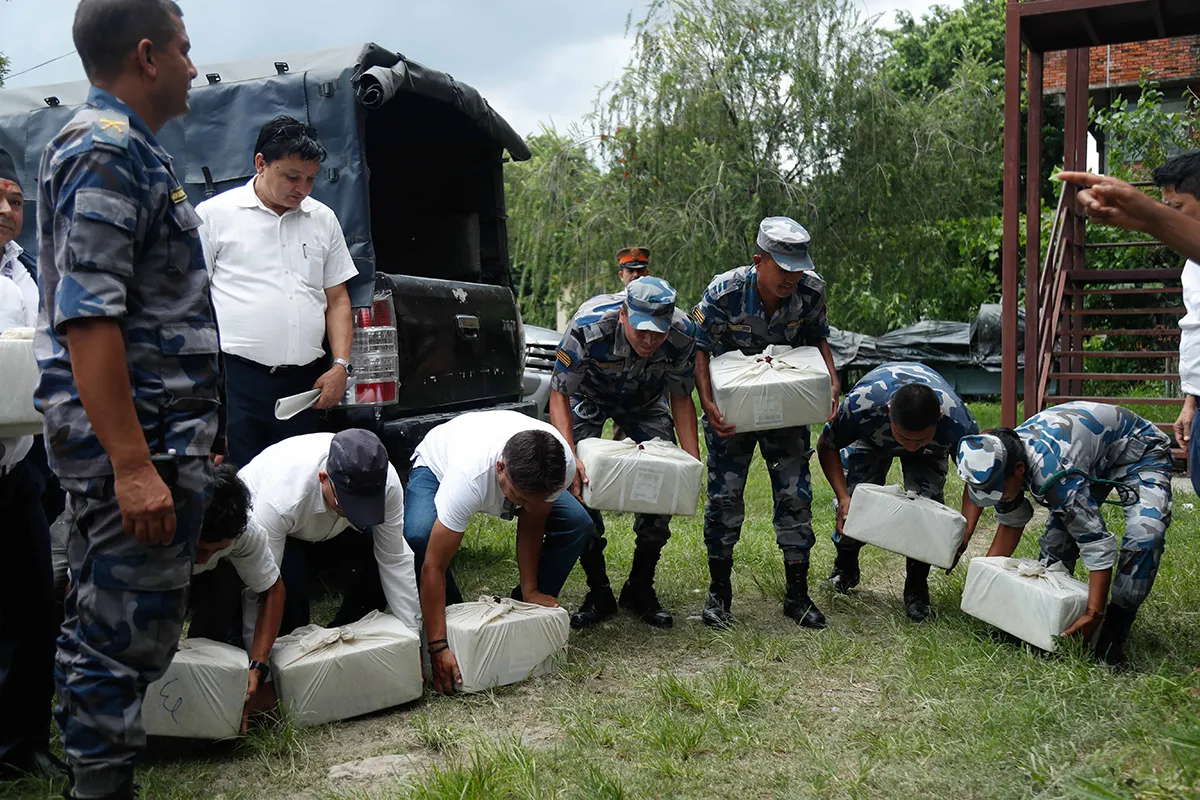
left=11, top=403, right=1200, bottom=799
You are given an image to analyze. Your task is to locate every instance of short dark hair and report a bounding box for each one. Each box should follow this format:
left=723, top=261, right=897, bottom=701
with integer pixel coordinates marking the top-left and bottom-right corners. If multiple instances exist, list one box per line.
left=987, top=427, right=1027, bottom=478
left=254, top=116, right=327, bottom=164
left=502, top=430, right=567, bottom=496
left=1152, top=149, right=1200, bottom=200
left=73, top=0, right=184, bottom=82
left=889, top=383, right=941, bottom=432
left=200, top=464, right=252, bottom=543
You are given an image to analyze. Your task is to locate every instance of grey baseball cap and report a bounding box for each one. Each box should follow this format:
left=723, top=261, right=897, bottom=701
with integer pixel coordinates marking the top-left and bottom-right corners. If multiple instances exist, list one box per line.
left=327, top=429, right=390, bottom=528
left=756, top=216, right=815, bottom=272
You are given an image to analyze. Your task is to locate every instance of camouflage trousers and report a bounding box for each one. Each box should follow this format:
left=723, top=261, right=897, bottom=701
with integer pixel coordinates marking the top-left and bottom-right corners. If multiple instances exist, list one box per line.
left=55, top=457, right=212, bottom=797
left=1040, top=465, right=1170, bottom=610
left=832, top=444, right=948, bottom=551
left=572, top=398, right=675, bottom=550
left=703, top=421, right=814, bottom=563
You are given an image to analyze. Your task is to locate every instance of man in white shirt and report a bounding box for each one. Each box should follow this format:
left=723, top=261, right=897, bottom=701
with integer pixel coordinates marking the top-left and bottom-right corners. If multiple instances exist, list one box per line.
left=197, top=116, right=358, bottom=467
left=235, top=429, right=420, bottom=636
left=0, top=149, right=67, bottom=782
left=405, top=409, right=593, bottom=694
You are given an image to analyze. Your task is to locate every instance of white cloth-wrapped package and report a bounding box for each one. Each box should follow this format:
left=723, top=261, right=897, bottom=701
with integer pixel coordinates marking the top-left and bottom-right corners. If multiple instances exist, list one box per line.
left=271, top=610, right=422, bottom=726
left=0, top=332, right=42, bottom=438
left=708, top=345, right=830, bottom=432
left=143, top=638, right=247, bottom=740
left=960, top=557, right=1090, bottom=652
left=577, top=438, right=703, bottom=516
left=445, top=595, right=570, bottom=693
left=842, top=483, right=966, bottom=569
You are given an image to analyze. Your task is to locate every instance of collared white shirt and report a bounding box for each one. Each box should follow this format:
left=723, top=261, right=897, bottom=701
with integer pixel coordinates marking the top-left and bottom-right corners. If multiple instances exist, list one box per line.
left=197, top=179, right=358, bottom=368
left=237, top=433, right=420, bottom=634
left=192, top=517, right=280, bottom=594
left=1180, top=259, right=1200, bottom=396
left=1, top=241, right=38, bottom=470
left=411, top=410, right=575, bottom=533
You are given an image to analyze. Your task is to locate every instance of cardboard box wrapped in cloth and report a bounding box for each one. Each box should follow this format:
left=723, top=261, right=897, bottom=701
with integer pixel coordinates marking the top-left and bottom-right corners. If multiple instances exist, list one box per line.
left=708, top=345, right=831, bottom=432
left=577, top=438, right=703, bottom=516
left=445, top=595, right=570, bottom=693
left=841, top=483, right=966, bottom=569
left=0, top=329, right=43, bottom=438
left=143, top=638, right=248, bottom=740
left=960, top=557, right=1090, bottom=652
left=271, top=610, right=422, bottom=726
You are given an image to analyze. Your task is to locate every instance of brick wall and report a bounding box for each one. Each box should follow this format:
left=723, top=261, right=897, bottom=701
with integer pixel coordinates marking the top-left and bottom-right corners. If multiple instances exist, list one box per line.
left=1044, top=36, right=1200, bottom=91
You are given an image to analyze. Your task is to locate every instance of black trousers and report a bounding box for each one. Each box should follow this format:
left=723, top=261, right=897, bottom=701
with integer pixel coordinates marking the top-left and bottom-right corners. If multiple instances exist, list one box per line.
left=0, top=457, right=55, bottom=768
left=224, top=354, right=327, bottom=468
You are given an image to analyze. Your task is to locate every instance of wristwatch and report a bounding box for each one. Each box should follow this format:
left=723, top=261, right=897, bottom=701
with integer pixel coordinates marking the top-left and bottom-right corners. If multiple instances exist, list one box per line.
left=333, top=357, right=354, bottom=376
left=249, top=660, right=270, bottom=680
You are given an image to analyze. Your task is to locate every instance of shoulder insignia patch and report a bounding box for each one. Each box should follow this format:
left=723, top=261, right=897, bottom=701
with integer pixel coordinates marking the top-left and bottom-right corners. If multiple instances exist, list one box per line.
left=728, top=323, right=752, bottom=333
left=787, top=320, right=802, bottom=328
left=170, top=186, right=188, bottom=205
left=556, top=349, right=573, bottom=368
left=692, top=307, right=705, bottom=324
left=94, top=115, right=130, bottom=150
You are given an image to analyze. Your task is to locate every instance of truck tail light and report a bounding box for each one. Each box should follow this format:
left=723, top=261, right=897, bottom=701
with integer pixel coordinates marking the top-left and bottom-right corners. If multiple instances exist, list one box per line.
left=341, top=290, right=400, bottom=408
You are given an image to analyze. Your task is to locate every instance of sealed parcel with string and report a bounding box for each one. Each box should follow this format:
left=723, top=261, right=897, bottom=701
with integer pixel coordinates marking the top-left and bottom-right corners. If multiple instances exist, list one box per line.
left=842, top=483, right=966, bottom=569
left=577, top=438, right=703, bottom=516
left=0, top=328, right=42, bottom=438
left=142, top=638, right=248, bottom=740
left=270, top=610, right=422, bottom=726
left=445, top=596, right=570, bottom=693
left=960, top=557, right=1090, bottom=652
left=708, top=345, right=831, bottom=432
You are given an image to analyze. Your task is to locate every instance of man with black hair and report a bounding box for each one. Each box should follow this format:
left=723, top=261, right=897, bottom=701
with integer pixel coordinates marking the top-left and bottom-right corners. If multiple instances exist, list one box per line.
left=404, top=409, right=592, bottom=694
left=957, top=401, right=1173, bottom=665
left=197, top=115, right=358, bottom=468
left=816, top=363, right=980, bottom=621
left=37, top=2, right=222, bottom=797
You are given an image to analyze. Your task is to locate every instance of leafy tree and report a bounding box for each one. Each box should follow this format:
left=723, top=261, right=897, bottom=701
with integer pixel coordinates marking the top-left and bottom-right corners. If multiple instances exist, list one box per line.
left=881, top=0, right=1005, bottom=96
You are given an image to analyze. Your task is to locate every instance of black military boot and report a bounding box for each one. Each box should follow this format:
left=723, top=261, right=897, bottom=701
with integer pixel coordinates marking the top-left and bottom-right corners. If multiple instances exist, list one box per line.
left=827, top=540, right=861, bottom=595
left=619, top=543, right=673, bottom=628
left=783, top=560, right=826, bottom=629
left=902, top=559, right=934, bottom=622
left=701, top=557, right=734, bottom=628
left=1093, top=603, right=1137, bottom=667
left=569, top=541, right=617, bottom=630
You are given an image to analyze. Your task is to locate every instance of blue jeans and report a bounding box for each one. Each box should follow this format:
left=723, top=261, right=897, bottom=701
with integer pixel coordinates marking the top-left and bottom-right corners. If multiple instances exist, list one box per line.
left=1190, top=402, right=1200, bottom=496
left=403, top=466, right=593, bottom=604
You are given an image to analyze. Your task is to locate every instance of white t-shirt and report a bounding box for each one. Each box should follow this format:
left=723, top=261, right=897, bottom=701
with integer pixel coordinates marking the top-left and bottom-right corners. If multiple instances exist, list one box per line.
left=197, top=179, right=359, bottom=368
left=192, top=517, right=280, bottom=594
left=1180, top=259, right=1200, bottom=396
left=411, top=410, right=575, bottom=533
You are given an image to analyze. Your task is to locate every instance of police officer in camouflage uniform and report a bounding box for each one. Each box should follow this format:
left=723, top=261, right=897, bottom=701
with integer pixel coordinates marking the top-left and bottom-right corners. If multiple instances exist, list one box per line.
left=550, top=277, right=700, bottom=629
left=956, top=401, right=1172, bottom=666
left=816, top=362, right=979, bottom=621
left=693, top=217, right=841, bottom=629
left=36, top=3, right=220, bottom=797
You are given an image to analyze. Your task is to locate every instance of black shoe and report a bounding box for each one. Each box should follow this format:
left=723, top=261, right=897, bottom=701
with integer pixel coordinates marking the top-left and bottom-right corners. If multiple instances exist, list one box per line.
left=619, top=543, right=673, bottom=628
left=1, top=750, right=69, bottom=783
left=827, top=542, right=861, bottom=594
left=1094, top=603, right=1137, bottom=667
left=783, top=561, right=826, bottom=629
left=570, top=586, right=617, bottom=630
left=903, top=559, right=934, bottom=623
left=63, top=781, right=139, bottom=799
left=701, top=557, right=734, bottom=629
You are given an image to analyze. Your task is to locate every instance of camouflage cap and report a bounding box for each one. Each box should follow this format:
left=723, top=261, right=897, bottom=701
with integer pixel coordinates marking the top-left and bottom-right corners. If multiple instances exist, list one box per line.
left=956, top=434, right=1007, bottom=507
left=756, top=216, right=814, bottom=272
left=624, top=276, right=676, bottom=333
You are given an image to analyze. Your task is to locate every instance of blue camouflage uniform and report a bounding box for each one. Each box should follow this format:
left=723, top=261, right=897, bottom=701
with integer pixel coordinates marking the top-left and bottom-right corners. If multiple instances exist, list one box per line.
left=823, top=362, right=979, bottom=522
left=551, top=289, right=697, bottom=548
left=693, top=261, right=829, bottom=563
left=35, top=88, right=222, bottom=797
left=958, top=402, right=1171, bottom=610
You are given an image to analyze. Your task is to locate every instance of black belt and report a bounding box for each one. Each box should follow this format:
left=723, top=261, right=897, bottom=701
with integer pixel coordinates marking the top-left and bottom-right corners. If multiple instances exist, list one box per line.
left=225, top=353, right=323, bottom=373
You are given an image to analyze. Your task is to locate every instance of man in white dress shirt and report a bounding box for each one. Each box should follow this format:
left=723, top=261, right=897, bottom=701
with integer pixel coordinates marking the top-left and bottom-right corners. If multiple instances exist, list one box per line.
left=0, top=149, right=67, bottom=782
left=404, top=409, right=593, bottom=694
left=197, top=115, right=358, bottom=468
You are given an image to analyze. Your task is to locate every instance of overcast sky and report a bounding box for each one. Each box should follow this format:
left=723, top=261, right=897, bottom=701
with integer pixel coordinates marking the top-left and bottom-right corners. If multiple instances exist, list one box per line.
left=1, top=0, right=961, bottom=138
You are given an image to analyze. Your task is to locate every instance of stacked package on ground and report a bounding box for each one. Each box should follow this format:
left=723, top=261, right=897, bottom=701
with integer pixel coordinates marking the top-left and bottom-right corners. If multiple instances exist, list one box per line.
left=445, top=595, right=570, bottom=693
left=271, top=610, right=422, bottom=726
left=142, top=638, right=247, bottom=740
left=841, top=483, right=966, bottom=569
left=960, top=557, right=1090, bottom=651
left=577, top=438, right=703, bottom=516
left=0, top=328, right=42, bottom=438
left=708, top=345, right=830, bottom=432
